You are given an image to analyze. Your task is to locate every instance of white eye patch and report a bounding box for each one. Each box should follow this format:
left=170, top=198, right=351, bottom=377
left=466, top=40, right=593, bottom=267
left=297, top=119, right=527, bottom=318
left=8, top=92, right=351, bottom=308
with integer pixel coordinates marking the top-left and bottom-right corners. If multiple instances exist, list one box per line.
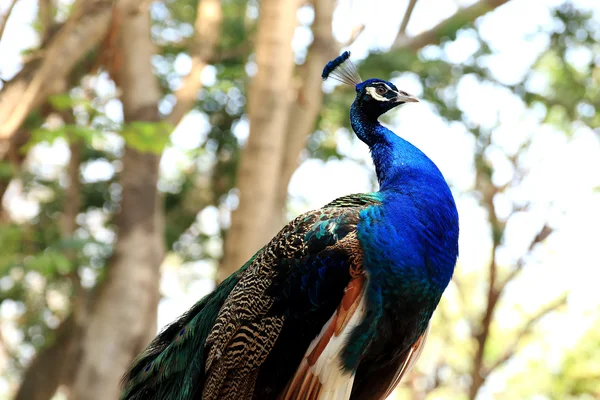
left=365, top=85, right=393, bottom=102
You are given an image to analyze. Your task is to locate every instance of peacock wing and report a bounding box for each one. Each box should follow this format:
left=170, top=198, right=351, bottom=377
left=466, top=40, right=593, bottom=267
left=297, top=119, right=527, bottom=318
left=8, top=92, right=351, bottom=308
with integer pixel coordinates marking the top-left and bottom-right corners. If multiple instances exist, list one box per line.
left=202, top=194, right=381, bottom=400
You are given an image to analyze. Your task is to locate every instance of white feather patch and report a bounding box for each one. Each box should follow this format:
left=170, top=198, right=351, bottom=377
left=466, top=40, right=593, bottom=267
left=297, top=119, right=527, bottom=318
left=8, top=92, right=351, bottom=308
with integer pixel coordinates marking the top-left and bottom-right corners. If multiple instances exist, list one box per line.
left=308, top=294, right=367, bottom=400
left=278, top=274, right=368, bottom=400
left=365, top=86, right=391, bottom=102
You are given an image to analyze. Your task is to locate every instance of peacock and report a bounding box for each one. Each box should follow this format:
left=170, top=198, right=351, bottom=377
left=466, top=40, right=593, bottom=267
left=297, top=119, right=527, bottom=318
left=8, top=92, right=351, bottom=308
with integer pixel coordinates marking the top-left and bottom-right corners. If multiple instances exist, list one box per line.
left=121, top=51, right=459, bottom=400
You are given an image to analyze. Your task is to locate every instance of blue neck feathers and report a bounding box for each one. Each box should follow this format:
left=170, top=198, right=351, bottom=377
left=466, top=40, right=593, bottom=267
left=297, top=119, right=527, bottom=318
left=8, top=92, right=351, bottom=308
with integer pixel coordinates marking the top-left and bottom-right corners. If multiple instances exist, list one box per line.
left=350, top=101, right=459, bottom=289
left=350, top=102, right=445, bottom=192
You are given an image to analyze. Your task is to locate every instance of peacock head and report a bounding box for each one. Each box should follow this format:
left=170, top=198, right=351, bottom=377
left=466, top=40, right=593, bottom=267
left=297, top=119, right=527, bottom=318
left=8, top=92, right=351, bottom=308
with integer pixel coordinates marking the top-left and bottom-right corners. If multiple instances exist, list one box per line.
left=322, top=52, right=419, bottom=120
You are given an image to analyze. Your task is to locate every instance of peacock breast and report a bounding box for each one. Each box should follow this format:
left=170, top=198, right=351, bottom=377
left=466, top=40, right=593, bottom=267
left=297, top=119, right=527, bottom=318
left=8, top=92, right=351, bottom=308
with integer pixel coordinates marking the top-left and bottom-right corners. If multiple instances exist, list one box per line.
left=356, top=190, right=458, bottom=308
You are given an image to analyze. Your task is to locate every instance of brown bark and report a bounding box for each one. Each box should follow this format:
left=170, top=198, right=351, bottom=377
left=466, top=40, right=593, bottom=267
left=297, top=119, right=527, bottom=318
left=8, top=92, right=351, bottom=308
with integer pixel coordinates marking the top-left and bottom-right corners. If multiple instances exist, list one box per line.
left=37, top=0, right=53, bottom=42
left=0, top=0, right=19, bottom=42
left=69, top=4, right=164, bottom=399
left=62, top=141, right=89, bottom=324
left=398, top=0, right=418, bottom=37
left=62, top=144, right=81, bottom=233
left=270, top=0, right=337, bottom=233
left=469, top=157, right=502, bottom=399
left=0, top=127, right=29, bottom=203
left=219, top=0, right=299, bottom=281
left=14, top=316, right=85, bottom=400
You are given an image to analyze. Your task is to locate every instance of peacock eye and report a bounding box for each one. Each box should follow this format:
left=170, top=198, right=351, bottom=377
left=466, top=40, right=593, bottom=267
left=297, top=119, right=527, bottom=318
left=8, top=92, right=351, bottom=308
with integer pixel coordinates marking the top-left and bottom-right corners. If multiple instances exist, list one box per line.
left=375, top=86, right=387, bottom=95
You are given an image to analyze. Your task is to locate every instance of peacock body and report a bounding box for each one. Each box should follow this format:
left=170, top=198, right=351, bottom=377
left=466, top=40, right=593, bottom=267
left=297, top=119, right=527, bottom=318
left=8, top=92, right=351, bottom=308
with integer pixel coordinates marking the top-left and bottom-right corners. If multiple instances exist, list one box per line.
left=121, top=52, right=459, bottom=400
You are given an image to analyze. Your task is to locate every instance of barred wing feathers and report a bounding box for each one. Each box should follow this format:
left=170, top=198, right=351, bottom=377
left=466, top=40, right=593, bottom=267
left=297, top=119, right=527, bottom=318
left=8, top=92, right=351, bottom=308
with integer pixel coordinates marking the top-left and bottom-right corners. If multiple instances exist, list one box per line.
left=201, top=194, right=381, bottom=399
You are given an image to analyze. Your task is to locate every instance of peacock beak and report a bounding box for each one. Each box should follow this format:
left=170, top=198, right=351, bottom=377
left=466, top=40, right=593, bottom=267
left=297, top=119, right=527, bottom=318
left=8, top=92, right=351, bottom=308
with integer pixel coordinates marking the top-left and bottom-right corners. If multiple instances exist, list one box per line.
left=394, top=92, right=419, bottom=103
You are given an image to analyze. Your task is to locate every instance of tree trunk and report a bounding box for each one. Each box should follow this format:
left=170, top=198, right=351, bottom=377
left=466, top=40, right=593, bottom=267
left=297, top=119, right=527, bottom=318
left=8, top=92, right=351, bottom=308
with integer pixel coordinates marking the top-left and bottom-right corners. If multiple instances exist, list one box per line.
left=0, top=127, right=30, bottom=204
left=219, top=0, right=299, bottom=281
left=14, top=316, right=85, bottom=400
left=69, top=4, right=164, bottom=400
left=270, top=0, right=337, bottom=233
left=12, top=0, right=221, bottom=396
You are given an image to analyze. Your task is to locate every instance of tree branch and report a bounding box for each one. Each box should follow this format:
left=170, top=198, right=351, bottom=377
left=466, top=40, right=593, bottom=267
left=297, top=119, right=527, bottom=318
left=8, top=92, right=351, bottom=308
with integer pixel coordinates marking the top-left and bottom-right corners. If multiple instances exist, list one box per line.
left=0, top=0, right=82, bottom=140
left=219, top=0, right=300, bottom=281
left=166, top=0, right=222, bottom=126
left=341, top=24, right=365, bottom=47
left=392, top=0, right=511, bottom=51
left=484, top=296, right=567, bottom=375
left=0, top=0, right=19, bottom=42
left=469, top=147, right=504, bottom=400
left=468, top=143, right=555, bottom=399
left=397, top=0, right=418, bottom=39
left=0, top=0, right=145, bottom=144
left=499, top=224, right=553, bottom=291
left=37, top=0, right=53, bottom=42
left=62, top=139, right=87, bottom=322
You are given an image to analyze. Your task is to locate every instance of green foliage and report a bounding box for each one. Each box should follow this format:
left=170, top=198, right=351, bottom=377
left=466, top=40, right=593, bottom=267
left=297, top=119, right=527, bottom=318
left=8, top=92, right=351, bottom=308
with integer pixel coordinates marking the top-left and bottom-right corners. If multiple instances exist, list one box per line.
left=122, top=121, right=173, bottom=153
left=24, top=250, right=72, bottom=275
left=0, top=160, right=15, bottom=181
left=551, top=319, right=600, bottom=398
left=522, top=5, right=600, bottom=131
left=21, top=124, right=99, bottom=153
left=503, top=315, right=600, bottom=400
left=48, top=93, right=91, bottom=112
left=220, top=0, right=254, bottom=54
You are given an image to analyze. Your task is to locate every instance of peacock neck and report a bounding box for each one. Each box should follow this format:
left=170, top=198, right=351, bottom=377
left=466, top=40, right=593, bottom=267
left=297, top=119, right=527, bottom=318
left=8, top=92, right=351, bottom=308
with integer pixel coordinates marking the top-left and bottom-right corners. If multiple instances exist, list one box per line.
left=350, top=103, right=442, bottom=192
left=350, top=102, right=459, bottom=295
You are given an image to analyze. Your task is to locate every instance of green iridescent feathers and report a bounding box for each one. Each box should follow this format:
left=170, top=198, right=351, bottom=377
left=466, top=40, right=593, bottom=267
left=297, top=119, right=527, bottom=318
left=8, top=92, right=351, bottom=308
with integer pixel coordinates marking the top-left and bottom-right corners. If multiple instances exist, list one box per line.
left=120, top=266, right=248, bottom=400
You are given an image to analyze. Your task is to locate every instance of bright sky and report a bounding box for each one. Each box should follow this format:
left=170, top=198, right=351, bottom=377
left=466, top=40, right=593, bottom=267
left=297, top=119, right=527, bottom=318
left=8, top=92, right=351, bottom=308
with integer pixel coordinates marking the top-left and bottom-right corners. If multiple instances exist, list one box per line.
left=1, top=0, right=600, bottom=398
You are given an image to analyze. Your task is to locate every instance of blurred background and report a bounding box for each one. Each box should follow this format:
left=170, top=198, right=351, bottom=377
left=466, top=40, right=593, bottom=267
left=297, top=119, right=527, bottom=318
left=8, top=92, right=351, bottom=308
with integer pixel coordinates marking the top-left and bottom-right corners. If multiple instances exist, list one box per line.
left=0, top=0, right=599, bottom=399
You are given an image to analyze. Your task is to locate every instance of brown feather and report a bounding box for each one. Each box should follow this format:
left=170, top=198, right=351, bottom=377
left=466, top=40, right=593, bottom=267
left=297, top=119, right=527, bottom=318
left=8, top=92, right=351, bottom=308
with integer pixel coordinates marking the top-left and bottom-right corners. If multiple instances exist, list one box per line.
left=279, top=270, right=366, bottom=400
left=201, top=197, right=379, bottom=400
left=380, top=325, right=429, bottom=399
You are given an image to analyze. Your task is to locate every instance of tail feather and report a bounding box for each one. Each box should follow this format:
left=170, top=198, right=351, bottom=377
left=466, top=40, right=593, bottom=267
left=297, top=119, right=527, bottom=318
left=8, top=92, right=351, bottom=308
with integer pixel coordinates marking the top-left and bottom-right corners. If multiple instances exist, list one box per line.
left=120, top=268, right=245, bottom=400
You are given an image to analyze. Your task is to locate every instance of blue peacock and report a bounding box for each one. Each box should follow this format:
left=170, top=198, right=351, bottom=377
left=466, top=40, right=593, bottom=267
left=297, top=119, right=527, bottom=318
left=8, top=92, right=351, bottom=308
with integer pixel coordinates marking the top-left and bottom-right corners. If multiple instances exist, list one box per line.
left=121, top=52, right=459, bottom=400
